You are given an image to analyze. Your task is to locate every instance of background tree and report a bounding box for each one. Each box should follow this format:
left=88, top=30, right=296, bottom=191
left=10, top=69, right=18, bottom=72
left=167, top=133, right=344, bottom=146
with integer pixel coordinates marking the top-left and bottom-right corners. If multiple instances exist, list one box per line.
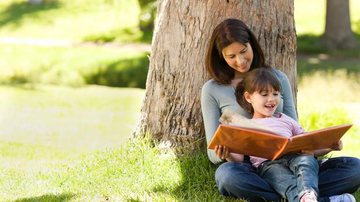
left=138, top=0, right=157, bottom=33
left=322, top=0, right=358, bottom=49
left=135, top=0, right=297, bottom=154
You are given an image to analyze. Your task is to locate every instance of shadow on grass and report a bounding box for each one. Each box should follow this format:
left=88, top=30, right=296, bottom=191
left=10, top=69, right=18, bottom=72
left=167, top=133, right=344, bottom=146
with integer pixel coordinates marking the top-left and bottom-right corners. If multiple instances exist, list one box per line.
left=150, top=152, right=240, bottom=201
left=297, top=54, right=360, bottom=80
left=13, top=193, right=74, bottom=202
left=297, top=33, right=360, bottom=57
left=82, top=27, right=153, bottom=44
left=83, top=54, right=149, bottom=88
left=0, top=1, right=61, bottom=27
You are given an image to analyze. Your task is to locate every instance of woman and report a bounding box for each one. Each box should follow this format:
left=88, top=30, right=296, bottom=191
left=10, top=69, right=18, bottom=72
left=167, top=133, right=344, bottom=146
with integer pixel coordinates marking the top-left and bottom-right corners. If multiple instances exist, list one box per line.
left=201, top=18, right=360, bottom=201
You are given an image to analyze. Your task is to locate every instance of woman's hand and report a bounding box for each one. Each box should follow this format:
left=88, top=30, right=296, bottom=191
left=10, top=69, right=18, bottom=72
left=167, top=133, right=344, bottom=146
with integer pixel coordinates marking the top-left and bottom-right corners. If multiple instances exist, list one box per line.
left=214, top=145, right=244, bottom=162
left=331, top=140, right=343, bottom=151
left=215, top=145, right=229, bottom=160
left=313, top=140, right=343, bottom=157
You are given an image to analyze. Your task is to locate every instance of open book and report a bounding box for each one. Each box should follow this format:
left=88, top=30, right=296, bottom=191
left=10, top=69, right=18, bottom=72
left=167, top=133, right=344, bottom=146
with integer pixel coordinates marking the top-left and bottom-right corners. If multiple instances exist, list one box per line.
left=208, top=123, right=352, bottom=160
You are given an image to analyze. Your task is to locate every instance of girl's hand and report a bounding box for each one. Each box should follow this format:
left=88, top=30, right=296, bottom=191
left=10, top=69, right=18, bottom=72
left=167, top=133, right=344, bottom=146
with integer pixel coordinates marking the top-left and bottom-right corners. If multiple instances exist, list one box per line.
left=215, top=145, right=229, bottom=160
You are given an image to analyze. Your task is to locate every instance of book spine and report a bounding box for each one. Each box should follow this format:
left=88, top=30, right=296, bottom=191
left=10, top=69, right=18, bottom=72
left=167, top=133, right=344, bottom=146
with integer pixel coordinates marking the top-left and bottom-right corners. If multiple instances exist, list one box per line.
left=271, top=140, right=289, bottom=160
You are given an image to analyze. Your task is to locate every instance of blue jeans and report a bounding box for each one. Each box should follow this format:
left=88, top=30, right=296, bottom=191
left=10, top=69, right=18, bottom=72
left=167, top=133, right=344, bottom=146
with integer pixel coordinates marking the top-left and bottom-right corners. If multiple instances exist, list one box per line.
left=257, top=154, right=319, bottom=202
left=215, top=157, right=360, bottom=202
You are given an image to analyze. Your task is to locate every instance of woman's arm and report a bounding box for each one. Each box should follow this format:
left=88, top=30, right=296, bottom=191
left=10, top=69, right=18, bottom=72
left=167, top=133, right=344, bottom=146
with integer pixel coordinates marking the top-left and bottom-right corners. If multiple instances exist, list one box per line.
left=276, top=70, right=298, bottom=121
left=201, top=81, right=224, bottom=164
left=201, top=81, right=244, bottom=164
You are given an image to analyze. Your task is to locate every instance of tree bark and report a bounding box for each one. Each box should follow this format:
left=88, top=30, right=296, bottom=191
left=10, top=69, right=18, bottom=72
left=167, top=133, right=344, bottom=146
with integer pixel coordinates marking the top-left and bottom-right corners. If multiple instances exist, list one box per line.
left=134, top=0, right=297, bottom=154
left=322, top=0, right=358, bottom=49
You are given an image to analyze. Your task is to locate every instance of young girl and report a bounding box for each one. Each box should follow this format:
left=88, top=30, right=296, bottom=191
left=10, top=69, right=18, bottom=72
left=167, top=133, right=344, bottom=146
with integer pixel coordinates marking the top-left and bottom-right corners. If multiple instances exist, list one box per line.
left=232, top=68, right=352, bottom=202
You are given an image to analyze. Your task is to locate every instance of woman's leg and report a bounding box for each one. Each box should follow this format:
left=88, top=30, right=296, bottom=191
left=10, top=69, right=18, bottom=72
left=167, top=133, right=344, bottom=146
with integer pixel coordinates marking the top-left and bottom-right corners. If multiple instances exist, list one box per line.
left=215, top=162, right=281, bottom=201
left=318, top=157, right=360, bottom=197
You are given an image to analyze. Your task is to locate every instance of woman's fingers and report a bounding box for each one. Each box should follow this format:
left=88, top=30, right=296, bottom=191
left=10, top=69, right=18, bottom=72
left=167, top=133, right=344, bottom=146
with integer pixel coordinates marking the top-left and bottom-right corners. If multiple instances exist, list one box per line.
left=215, top=145, right=228, bottom=159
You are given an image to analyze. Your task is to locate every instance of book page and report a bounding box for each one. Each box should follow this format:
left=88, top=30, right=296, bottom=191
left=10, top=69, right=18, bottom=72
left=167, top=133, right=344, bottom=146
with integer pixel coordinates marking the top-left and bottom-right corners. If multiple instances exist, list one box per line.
left=208, top=125, right=288, bottom=160
left=281, top=124, right=352, bottom=155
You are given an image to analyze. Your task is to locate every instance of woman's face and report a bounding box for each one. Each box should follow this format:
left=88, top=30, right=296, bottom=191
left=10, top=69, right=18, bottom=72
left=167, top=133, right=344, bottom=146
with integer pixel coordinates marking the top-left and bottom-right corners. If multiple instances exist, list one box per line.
left=222, top=42, right=254, bottom=77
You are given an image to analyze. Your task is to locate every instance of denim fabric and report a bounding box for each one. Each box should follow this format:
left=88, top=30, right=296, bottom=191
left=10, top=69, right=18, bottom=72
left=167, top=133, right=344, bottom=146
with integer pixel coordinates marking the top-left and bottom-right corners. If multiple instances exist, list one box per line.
left=257, top=154, right=319, bottom=202
left=215, top=156, right=360, bottom=202
left=215, top=162, right=280, bottom=201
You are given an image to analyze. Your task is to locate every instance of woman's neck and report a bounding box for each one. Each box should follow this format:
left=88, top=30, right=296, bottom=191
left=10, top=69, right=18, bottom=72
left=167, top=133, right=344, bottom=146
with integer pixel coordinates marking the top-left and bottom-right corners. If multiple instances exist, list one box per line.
left=231, top=72, right=244, bottom=87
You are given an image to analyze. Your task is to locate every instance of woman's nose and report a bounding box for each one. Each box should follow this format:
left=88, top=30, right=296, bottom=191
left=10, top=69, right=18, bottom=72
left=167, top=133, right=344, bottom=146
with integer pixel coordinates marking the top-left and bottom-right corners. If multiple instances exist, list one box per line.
left=236, top=55, right=246, bottom=65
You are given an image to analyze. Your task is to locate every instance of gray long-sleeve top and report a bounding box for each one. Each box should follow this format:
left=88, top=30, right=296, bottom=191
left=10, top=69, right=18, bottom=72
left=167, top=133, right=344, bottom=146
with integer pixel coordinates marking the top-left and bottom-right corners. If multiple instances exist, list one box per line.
left=201, top=68, right=298, bottom=164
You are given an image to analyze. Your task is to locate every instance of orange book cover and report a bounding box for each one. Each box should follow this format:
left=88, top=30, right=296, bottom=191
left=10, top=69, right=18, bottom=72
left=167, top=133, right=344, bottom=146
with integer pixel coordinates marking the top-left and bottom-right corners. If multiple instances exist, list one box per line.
left=208, top=124, right=352, bottom=160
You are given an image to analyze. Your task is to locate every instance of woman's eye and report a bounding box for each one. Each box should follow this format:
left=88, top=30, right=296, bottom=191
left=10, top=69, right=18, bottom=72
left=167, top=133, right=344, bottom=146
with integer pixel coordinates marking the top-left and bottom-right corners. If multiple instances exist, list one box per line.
left=240, top=48, right=247, bottom=53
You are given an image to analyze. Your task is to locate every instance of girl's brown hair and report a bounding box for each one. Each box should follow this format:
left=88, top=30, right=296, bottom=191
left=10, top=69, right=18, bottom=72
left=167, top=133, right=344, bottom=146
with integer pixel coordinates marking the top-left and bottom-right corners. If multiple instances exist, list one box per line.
left=235, top=68, right=281, bottom=114
left=205, top=18, right=269, bottom=84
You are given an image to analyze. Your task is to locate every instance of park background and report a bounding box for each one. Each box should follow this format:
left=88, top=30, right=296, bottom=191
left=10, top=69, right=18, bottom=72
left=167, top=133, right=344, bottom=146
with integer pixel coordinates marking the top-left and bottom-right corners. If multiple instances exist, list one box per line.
left=0, top=0, right=359, bottom=201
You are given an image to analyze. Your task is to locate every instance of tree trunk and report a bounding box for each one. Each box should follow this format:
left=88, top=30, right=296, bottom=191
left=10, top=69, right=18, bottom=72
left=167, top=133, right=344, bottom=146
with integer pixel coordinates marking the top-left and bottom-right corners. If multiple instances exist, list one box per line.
left=322, top=0, right=358, bottom=49
left=134, top=0, right=297, bottom=154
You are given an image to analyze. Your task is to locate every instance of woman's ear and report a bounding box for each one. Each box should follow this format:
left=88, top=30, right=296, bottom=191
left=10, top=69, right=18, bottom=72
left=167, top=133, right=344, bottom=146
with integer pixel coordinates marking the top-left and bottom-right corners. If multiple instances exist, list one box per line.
left=244, top=92, right=252, bottom=103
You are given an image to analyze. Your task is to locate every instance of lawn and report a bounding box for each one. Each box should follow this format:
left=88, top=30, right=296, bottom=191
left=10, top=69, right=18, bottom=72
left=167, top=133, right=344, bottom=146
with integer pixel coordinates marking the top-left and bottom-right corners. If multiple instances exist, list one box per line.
left=0, top=0, right=359, bottom=201
left=0, top=0, right=140, bottom=41
left=0, top=78, right=359, bottom=201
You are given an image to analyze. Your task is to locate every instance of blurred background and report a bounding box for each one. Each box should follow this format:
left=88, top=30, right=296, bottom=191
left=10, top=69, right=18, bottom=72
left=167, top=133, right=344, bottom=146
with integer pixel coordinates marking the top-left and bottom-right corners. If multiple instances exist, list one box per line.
left=0, top=0, right=359, bottom=200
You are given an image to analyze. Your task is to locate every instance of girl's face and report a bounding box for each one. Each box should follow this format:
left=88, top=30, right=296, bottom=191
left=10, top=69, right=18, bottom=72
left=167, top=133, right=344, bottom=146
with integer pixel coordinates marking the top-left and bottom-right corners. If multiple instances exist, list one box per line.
left=222, top=42, right=254, bottom=78
left=244, top=87, right=280, bottom=118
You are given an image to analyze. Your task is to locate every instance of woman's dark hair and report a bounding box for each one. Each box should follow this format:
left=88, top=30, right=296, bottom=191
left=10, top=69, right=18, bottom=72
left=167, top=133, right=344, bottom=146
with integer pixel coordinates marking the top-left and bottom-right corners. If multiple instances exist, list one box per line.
left=205, top=18, right=268, bottom=84
left=235, top=68, right=281, bottom=114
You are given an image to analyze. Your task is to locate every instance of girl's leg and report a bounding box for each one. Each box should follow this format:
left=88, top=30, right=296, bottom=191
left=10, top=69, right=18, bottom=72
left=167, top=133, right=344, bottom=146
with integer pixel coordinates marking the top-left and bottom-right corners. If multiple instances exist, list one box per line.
left=288, top=155, right=319, bottom=197
left=318, top=157, right=360, bottom=197
left=215, top=162, right=281, bottom=201
left=257, top=160, right=299, bottom=202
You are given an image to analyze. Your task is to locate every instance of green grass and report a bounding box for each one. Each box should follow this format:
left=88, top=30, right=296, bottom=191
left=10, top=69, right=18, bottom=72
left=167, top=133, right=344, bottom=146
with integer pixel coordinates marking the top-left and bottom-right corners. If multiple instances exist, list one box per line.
left=0, top=74, right=359, bottom=201
left=0, top=85, right=144, bottom=154
left=0, top=44, right=149, bottom=88
left=0, top=0, right=141, bottom=42
left=0, top=0, right=359, bottom=200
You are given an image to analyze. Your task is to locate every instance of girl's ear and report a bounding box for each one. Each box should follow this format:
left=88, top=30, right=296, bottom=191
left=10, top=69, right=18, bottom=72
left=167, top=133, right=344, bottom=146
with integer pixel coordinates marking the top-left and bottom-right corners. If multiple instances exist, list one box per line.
left=244, top=92, right=252, bottom=103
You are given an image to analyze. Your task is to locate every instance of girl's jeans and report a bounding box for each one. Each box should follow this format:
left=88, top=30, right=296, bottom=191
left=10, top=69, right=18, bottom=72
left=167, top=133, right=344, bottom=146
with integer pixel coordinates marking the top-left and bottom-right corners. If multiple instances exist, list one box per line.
left=257, top=154, right=319, bottom=202
left=215, top=156, right=360, bottom=202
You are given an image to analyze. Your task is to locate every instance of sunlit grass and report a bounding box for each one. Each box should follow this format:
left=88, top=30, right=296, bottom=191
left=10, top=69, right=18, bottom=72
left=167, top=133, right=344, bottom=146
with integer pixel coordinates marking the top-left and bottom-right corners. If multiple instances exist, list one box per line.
left=298, top=71, right=360, bottom=158
left=0, top=71, right=359, bottom=201
left=0, top=85, right=144, bottom=154
left=0, top=0, right=140, bottom=41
